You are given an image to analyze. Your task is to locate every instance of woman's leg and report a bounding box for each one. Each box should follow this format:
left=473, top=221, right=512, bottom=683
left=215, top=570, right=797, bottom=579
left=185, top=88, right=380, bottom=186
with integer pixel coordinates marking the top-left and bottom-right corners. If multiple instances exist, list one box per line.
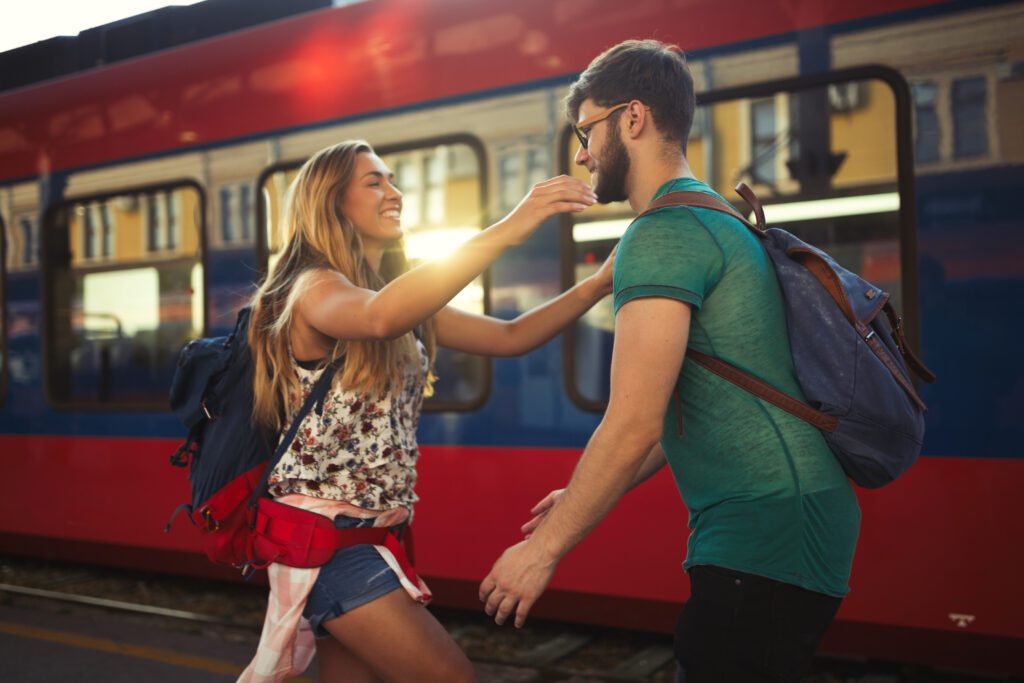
left=315, top=635, right=383, bottom=683
left=320, top=588, right=477, bottom=683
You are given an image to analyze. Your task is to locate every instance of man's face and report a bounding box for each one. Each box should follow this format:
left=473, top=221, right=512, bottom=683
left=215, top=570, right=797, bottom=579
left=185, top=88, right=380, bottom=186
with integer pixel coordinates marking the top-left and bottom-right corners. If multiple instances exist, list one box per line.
left=574, top=100, right=630, bottom=204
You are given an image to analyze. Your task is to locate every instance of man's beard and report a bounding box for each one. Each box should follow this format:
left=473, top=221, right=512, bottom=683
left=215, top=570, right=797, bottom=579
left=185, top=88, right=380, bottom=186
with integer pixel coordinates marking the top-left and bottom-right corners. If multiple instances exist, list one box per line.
left=593, top=121, right=630, bottom=204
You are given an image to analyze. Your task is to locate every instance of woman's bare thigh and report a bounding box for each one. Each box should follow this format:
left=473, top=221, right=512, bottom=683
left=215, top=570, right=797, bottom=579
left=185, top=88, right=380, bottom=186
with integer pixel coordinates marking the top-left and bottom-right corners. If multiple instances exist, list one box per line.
left=315, top=635, right=383, bottom=683
left=321, top=588, right=476, bottom=683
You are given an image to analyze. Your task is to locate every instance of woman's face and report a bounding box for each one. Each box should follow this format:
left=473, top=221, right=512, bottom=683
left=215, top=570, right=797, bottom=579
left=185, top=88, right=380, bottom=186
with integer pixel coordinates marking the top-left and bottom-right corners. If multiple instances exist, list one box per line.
left=340, top=152, right=403, bottom=247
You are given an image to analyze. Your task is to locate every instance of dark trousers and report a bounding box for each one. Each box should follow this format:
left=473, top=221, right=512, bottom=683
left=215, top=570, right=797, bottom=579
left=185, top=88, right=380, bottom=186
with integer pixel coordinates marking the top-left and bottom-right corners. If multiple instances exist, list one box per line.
left=674, top=565, right=842, bottom=683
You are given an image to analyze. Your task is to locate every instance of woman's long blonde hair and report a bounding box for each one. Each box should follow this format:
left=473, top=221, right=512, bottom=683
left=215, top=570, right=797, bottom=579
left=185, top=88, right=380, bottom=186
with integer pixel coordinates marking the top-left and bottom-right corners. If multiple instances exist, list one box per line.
left=249, top=140, right=436, bottom=432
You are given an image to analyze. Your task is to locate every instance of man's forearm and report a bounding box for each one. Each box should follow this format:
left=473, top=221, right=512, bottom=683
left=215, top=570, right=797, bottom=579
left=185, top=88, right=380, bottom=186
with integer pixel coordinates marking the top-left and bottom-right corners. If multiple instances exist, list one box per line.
left=629, top=442, right=667, bottom=490
left=529, top=418, right=659, bottom=561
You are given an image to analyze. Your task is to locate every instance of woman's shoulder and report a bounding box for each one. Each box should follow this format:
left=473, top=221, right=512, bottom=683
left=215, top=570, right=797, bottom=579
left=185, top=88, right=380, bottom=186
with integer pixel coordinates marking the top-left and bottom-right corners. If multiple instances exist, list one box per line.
left=299, top=266, right=346, bottom=289
left=294, top=268, right=361, bottom=309
left=303, top=266, right=352, bottom=286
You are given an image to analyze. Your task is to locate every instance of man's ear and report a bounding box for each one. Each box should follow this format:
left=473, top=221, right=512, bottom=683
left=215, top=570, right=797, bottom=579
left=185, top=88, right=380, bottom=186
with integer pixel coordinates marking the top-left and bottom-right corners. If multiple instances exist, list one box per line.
left=625, top=100, right=648, bottom=140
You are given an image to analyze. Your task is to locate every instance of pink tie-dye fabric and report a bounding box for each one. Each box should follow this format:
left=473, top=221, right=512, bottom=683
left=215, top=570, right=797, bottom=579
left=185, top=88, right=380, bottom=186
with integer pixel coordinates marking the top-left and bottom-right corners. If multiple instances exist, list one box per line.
left=237, top=495, right=431, bottom=683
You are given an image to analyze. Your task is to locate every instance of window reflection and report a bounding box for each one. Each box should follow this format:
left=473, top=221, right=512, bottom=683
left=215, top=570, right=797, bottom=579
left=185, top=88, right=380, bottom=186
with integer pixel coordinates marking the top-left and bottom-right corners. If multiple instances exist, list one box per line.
left=217, top=183, right=255, bottom=247
left=952, top=76, right=988, bottom=159
left=911, top=74, right=992, bottom=166
left=751, top=99, right=778, bottom=184
left=2, top=206, right=40, bottom=396
left=498, top=144, right=550, bottom=212
left=913, top=82, right=940, bottom=164
left=6, top=213, right=40, bottom=271
left=47, top=185, right=204, bottom=407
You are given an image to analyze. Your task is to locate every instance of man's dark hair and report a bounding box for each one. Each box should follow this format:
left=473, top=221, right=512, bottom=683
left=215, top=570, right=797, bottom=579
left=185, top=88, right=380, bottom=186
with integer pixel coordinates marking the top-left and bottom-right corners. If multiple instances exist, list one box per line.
left=566, top=39, right=695, bottom=153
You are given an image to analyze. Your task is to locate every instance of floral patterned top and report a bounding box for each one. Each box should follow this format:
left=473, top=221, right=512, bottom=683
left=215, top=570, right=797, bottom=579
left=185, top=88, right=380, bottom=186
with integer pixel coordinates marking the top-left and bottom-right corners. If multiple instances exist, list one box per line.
left=268, top=341, right=428, bottom=511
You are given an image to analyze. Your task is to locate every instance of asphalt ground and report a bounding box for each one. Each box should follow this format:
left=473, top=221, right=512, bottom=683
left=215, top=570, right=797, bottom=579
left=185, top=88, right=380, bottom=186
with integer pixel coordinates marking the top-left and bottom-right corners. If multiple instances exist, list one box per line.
left=0, top=593, right=583, bottom=683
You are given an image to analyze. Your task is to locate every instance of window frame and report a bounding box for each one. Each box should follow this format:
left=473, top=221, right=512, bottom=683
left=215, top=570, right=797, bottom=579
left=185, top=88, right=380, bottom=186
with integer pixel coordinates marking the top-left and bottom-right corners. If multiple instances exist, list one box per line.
left=41, top=178, right=208, bottom=411
left=18, top=215, right=36, bottom=267
left=240, top=183, right=253, bottom=242
left=254, top=133, right=493, bottom=413
left=561, top=65, right=922, bottom=412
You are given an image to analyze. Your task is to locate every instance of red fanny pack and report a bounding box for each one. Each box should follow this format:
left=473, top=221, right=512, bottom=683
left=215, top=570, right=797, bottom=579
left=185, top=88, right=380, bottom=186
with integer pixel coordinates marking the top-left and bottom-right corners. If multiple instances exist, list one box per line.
left=251, top=498, right=392, bottom=567
left=190, top=463, right=414, bottom=576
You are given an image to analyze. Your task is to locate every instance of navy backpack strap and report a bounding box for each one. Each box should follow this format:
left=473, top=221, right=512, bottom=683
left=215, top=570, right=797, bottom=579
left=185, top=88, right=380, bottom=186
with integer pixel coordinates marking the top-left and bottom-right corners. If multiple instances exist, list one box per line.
left=249, top=358, right=343, bottom=506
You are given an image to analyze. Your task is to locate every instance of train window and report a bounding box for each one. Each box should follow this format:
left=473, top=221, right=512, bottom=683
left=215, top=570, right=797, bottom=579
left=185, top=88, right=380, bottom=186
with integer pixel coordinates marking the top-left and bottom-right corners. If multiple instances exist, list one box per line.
left=913, top=82, right=940, bottom=164
left=498, top=153, right=522, bottom=211
left=750, top=98, right=779, bottom=184
left=258, top=138, right=490, bottom=411
left=952, top=76, right=988, bottom=159
left=563, top=73, right=912, bottom=409
left=1, top=207, right=40, bottom=402
left=498, top=145, right=550, bottom=212
left=44, top=183, right=205, bottom=409
left=7, top=213, right=40, bottom=268
left=217, top=183, right=256, bottom=246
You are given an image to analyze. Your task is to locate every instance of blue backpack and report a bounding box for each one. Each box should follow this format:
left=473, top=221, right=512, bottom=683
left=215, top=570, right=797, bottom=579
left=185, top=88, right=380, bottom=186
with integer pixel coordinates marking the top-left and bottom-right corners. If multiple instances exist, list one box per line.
left=166, top=307, right=389, bottom=572
left=638, top=183, right=935, bottom=488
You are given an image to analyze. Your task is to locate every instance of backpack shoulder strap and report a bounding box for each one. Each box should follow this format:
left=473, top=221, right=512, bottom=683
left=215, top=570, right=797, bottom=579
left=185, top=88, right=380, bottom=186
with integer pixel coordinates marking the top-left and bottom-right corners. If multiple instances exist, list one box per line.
left=250, top=357, right=344, bottom=505
left=686, top=349, right=838, bottom=432
left=637, top=184, right=840, bottom=433
left=636, top=183, right=766, bottom=237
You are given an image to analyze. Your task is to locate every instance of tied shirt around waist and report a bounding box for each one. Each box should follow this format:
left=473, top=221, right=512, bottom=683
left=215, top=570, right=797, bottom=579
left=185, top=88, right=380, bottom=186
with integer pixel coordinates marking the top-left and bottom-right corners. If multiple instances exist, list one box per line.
left=268, top=341, right=429, bottom=511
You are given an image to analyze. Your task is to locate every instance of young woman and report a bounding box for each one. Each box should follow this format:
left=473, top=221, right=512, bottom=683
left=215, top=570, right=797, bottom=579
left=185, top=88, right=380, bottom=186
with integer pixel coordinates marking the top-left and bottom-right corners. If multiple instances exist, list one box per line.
left=241, top=140, right=612, bottom=683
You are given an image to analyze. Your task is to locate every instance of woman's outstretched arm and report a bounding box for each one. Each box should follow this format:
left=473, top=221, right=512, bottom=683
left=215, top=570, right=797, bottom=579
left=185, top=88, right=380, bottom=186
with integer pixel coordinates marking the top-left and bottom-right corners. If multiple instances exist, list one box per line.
left=300, top=176, right=595, bottom=341
left=433, top=246, right=615, bottom=357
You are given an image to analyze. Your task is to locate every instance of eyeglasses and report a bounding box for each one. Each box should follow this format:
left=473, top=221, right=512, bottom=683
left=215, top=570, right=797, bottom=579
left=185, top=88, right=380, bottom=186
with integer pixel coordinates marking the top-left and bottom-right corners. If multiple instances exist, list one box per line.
left=572, top=102, right=630, bottom=150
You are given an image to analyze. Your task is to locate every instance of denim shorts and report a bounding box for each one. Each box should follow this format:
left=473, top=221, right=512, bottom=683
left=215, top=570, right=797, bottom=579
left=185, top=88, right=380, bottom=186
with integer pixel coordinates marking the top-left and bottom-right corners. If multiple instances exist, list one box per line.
left=303, top=515, right=403, bottom=638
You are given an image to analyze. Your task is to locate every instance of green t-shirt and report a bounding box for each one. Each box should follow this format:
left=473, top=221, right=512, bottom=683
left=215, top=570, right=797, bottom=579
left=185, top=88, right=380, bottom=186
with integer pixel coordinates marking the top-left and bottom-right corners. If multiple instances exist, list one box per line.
left=613, top=177, right=860, bottom=597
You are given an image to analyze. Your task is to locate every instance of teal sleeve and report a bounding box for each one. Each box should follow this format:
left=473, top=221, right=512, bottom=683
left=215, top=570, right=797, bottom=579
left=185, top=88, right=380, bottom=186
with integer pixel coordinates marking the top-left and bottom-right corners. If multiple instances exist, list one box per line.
left=613, top=207, right=725, bottom=314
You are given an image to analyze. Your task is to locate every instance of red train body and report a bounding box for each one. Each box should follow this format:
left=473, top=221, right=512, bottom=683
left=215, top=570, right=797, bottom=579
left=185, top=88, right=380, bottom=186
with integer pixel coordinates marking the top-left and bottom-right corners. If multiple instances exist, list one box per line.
left=1, top=0, right=1022, bottom=675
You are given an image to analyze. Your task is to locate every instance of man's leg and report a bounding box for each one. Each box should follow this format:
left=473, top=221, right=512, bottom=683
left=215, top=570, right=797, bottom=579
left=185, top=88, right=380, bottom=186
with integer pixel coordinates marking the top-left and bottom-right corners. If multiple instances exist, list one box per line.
left=675, top=565, right=772, bottom=683
left=765, top=577, right=842, bottom=682
left=674, top=565, right=841, bottom=683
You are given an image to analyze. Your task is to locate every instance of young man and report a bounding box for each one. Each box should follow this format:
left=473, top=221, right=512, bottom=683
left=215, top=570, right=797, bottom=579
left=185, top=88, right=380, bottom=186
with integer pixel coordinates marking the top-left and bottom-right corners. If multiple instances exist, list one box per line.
left=479, top=39, right=861, bottom=682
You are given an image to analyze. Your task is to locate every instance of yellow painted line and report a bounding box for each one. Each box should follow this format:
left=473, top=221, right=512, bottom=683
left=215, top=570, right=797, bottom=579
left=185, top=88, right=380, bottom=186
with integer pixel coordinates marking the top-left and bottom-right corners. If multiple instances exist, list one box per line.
left=0, top=621, right=313, bottom=682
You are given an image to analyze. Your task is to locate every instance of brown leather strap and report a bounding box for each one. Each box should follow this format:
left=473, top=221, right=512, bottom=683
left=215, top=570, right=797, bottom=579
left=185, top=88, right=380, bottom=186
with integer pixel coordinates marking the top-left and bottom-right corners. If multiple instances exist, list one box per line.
left=639, top=190, right=764, bottom=238
left=735, top=182, right=766, bottom=231
left=686, top=348, right=838, bottom=433
left=857, top=321, right=928, bottom=412
left=642, top=184, right=933, bottom=423
left=640, top=187, right=833, bottom=432
left=787, top=247, right=857, bottom=326
left=882, top=303, right=936, bottom=384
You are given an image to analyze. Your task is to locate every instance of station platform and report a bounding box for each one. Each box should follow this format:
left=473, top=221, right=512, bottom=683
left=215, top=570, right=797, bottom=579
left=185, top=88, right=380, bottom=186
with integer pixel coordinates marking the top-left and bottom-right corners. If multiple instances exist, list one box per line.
left=0, top=593, right=548, bottom=683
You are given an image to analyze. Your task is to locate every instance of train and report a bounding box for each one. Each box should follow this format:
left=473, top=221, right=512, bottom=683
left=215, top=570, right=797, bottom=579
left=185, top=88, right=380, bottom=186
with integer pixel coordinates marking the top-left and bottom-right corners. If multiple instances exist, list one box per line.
left=1, top=0, right=1022, bottom=675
